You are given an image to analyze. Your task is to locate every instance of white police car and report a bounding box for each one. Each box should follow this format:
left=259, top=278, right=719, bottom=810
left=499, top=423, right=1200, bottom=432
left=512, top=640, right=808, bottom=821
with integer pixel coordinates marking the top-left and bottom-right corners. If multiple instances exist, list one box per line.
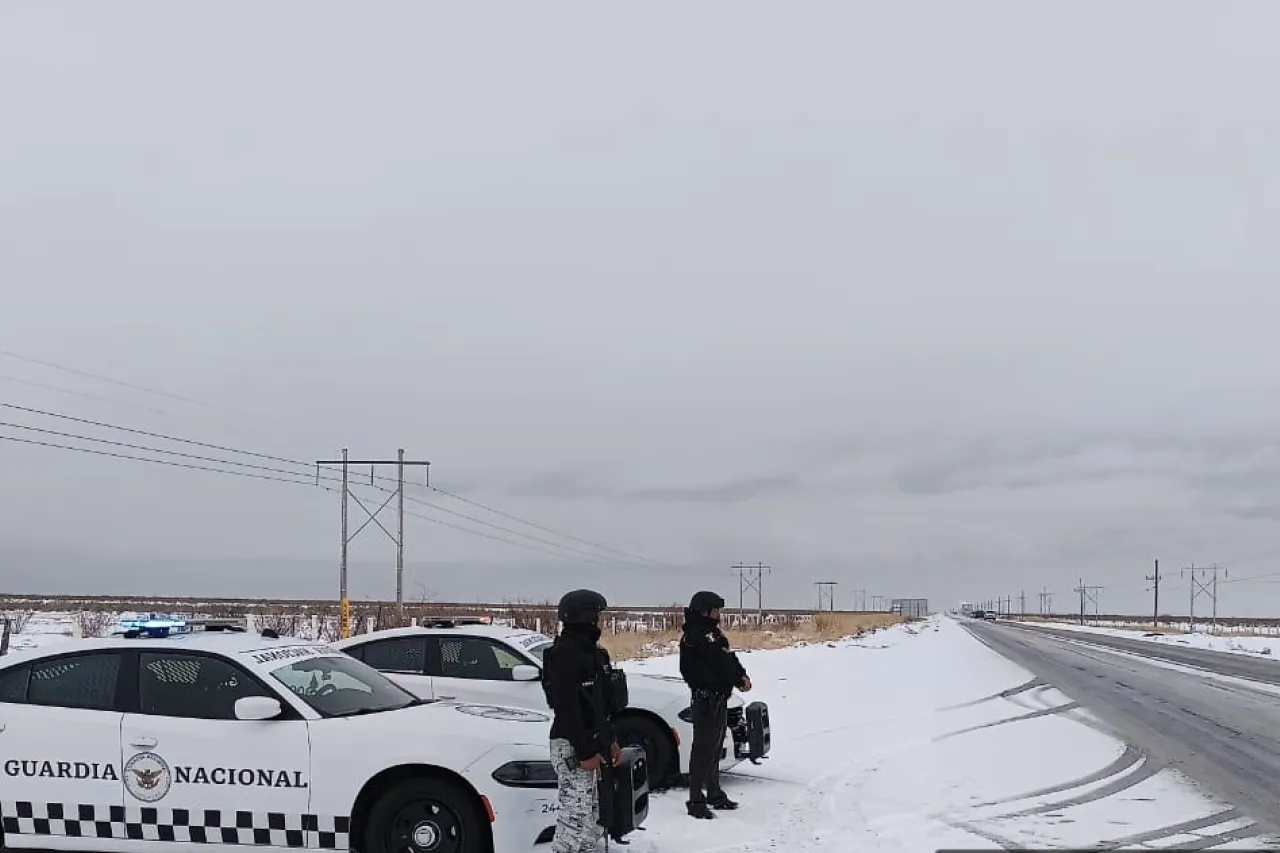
left=334, top=623, right=770, bottom=787
left=0, top=623, right=565, bottom=853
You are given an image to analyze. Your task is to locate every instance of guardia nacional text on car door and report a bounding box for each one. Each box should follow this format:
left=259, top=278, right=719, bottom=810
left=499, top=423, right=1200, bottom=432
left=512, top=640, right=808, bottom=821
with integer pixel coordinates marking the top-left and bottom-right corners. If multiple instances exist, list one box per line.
left=0, top=624, right=572, bottom=853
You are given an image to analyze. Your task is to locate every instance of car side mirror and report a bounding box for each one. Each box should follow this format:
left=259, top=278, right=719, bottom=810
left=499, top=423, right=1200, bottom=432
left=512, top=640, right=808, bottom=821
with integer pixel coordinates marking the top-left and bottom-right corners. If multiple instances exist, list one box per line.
left=511, top=665, right=541, bottom=682
left=234, top=696, right=284, bottom=721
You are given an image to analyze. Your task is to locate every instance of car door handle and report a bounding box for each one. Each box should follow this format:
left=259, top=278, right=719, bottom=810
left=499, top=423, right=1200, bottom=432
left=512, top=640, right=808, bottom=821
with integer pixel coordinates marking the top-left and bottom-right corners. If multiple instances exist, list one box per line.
left=130, top=736, right=157, bottom=749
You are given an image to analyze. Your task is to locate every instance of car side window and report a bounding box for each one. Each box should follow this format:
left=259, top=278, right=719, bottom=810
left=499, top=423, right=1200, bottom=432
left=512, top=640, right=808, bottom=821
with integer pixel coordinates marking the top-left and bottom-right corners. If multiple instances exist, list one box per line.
left=0, top=665, right=31, bottom=703
left=28, top=652, right=123, bottom=711
left=359, top=638, right=427, bottom=674
left=434, top=637, right=523, bottom=681
left=139, top=652, right=274, bottom=720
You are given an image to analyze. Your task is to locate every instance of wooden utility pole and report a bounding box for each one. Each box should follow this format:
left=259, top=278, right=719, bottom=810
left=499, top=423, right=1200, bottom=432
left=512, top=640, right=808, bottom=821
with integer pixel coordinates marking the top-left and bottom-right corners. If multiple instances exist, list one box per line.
left=1145, top=559, right=1161, bottom=630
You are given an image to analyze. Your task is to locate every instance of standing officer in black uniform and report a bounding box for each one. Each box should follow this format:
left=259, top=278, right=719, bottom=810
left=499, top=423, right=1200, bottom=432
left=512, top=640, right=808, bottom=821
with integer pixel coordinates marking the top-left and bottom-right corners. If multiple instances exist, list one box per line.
left=679, top=590, right=752, bottom=819
left=543, top=589, right=623, bottom=853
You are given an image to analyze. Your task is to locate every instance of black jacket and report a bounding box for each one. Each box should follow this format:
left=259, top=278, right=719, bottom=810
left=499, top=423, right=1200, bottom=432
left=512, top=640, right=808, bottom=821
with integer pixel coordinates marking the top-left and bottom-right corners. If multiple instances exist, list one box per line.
left=545, top=624, right=615, bottom=760
left=679, top=609, right=748, bottom=696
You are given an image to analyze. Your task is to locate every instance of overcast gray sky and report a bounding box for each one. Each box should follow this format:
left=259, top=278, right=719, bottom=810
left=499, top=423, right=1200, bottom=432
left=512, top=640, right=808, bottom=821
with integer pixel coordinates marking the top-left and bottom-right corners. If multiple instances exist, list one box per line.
left=2, top=2, right=1280, bottom=615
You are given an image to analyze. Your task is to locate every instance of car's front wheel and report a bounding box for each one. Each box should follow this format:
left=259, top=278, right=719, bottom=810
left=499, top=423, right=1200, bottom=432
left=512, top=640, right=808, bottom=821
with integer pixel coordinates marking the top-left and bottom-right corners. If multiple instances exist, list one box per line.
left=614, top=713, right=675, bottom=788
left=363, top=777, right=487, bottom=853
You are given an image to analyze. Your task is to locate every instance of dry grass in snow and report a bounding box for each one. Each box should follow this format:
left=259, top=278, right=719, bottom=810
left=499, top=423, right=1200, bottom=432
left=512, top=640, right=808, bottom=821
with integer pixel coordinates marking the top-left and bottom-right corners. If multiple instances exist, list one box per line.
left=600, top=612, right=904, bottom=662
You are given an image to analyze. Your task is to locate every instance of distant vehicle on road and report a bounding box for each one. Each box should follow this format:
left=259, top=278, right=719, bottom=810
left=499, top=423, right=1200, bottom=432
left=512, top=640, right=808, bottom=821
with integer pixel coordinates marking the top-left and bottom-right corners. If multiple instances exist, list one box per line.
left=984, top=612, right=998, bottom=621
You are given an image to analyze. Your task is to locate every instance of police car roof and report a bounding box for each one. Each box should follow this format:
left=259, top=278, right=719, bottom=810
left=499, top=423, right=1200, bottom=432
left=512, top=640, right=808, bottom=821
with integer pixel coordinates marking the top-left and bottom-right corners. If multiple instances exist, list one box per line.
left=333, top=624, right=548, bottom=645
left=0, top=631, right=332, bottom=668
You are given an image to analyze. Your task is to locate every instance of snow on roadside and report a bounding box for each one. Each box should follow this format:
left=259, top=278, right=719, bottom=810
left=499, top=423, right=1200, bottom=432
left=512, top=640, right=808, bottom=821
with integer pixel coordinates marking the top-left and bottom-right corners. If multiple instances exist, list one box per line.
left=619, top=615, right=1255, bottom=852
left=1, top=610, right=79, bottom=654
left=1013, top=619, right=1278, bottom=659
left=5, top=609, right=1268, bottom=848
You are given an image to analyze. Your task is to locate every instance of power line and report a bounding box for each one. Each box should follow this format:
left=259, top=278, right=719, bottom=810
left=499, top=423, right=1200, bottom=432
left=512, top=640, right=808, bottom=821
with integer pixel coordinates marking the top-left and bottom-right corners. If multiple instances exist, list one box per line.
left=428, top=484, right=688, bottom=571
left=0, top=433, right=318, bottom=487
left=1, top=399, right=689, bottom=571
left=0, top=403, right=307, bottom=468
left=0, top=427, right=661, bottom=569
left=0, top=372, right=171, bottom=416
left=0, top=419, right=320, bottom=481
left=0, top=350, right=700, bottom=568
left=0, top=348, right=280, bottom=424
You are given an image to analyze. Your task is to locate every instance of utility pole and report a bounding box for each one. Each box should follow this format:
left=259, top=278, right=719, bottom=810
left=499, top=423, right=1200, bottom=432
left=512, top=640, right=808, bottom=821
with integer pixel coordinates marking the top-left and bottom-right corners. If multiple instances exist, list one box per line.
left=732, top=563, right=771, bottom=625
left=1145, top=559, right=1161, bottom=630
left=1038, top=586, right=1053, bottom=616
left=815, top=581, right=838, bottom=611
left=871, top=594, right=885, bottom=611
left=851, top=589, right=867, bottom=610
left=316, top=449, right=431, bottom=637
left=1019, top=590, right=1026, bottom=618
left=1181, top=563, right=1226, bottom=635
left=1073, top=578, right=1102, bottom=625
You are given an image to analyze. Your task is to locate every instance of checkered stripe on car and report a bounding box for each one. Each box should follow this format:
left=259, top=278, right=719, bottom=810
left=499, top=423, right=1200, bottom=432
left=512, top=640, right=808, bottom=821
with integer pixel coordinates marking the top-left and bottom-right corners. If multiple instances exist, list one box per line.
left=0, top=802, right=351, bottom=848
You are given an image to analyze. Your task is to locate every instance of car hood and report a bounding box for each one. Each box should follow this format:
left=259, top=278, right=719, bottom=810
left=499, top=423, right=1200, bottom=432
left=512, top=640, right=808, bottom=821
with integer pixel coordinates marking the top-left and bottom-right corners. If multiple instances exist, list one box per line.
left=337, top=699, right=552, bottom=744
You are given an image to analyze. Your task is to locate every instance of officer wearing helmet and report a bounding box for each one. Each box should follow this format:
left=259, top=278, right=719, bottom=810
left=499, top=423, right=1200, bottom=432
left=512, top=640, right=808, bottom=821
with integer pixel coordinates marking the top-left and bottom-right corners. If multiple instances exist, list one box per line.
left=544, top=589, right=623, bottom=853
left=679, top=589, right=752, bottom=819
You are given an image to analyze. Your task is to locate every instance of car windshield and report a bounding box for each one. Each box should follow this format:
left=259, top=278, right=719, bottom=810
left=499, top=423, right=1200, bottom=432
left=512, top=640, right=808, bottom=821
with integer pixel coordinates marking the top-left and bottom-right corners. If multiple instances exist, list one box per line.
left=524, top=639, right=553, bottom=662
left=269, top=654, right=421, bottom=717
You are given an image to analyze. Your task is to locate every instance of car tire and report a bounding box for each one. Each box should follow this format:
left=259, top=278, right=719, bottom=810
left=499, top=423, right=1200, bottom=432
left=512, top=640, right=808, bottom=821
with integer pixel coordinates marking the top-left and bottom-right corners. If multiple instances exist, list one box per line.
left=363, top=776, right=486, bottom=853
left=614, top=713, right=675, bottom=788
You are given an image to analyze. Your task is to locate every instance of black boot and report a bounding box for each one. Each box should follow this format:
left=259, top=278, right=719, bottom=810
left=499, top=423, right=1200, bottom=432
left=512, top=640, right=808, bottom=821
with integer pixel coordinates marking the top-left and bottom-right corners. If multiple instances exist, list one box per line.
left=708, top=793, right=739, bottom=810
left=686, top=802, right=715, bottom=819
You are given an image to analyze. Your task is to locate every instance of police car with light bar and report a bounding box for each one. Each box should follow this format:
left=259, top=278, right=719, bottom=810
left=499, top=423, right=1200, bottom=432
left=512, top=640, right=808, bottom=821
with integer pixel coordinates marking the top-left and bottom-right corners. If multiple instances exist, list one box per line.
left=0, top=617, right=570, bottom=852
left=334, top=622, right=772, bottom=788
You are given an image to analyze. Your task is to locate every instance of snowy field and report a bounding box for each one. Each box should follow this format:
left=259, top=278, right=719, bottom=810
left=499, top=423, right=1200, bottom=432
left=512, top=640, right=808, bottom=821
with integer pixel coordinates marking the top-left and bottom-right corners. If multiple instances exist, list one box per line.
left=1014, top=620, right=1279, bottom=659
left=2, top=611, right=1266, bottom=849
left=622, top=616, right=1260, bottom=852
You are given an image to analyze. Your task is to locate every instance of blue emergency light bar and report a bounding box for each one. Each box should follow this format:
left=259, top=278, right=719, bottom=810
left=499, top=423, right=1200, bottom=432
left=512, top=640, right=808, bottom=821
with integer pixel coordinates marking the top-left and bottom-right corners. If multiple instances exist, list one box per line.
left=116, top=613, right=191, bottom=638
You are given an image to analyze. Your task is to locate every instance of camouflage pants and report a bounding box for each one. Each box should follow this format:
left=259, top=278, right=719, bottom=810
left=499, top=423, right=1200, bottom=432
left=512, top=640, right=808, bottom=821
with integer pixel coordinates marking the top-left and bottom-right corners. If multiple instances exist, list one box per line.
left=549, top=737, right=604, bottom=853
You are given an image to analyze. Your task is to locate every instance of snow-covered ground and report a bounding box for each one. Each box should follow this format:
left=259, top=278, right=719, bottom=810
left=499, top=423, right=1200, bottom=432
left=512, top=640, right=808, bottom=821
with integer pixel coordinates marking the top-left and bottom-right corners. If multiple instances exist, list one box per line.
left=1, top=609, right=79, bottom=653
left=3, top=610, right=1268, bottom=849
left=621, top=616, right=1262, bottom=851
left=1014, top=620, right=1279, bottom=659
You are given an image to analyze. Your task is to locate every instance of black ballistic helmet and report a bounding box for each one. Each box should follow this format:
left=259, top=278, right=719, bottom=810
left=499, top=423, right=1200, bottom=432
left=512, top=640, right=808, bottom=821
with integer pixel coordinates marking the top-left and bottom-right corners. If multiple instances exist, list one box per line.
left=689, top=590, right=725, bottom=614
left=557, top=589, right=608, bottom=625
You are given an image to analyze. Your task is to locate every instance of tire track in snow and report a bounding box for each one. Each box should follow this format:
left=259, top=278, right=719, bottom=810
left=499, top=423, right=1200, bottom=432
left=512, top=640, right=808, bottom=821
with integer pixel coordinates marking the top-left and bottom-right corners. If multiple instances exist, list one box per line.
left=993, top=751, right=1160, bottom=818
left=1096, top=808, right=1245, bottom=848
left=937, top=676, right=1043, bottom=711
left=968, top=743, right=1145, bottom=807
left=933, top=700, right=1081, bottom=741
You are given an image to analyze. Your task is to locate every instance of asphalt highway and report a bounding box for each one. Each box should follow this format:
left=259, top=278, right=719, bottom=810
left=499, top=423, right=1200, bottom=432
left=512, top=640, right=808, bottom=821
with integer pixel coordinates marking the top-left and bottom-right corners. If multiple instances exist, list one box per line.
left=964, top=618, right=1280, bottom=842
left=999, top=620, right=1280, bottom=685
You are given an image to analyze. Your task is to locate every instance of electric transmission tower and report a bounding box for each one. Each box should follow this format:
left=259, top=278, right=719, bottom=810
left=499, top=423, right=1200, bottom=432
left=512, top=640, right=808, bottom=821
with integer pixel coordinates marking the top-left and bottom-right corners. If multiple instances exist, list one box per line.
left=1073, top=578, right=1102, bottom=625
left=732, top=562, right=771, bottom=624
left=1182, top=563, right=1227, bottom=634
left=1037, top=587, right=1053, bottom=615
left=815, top=581, right=838, bottom=611
left=316, top=448, right=431, bottom=638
